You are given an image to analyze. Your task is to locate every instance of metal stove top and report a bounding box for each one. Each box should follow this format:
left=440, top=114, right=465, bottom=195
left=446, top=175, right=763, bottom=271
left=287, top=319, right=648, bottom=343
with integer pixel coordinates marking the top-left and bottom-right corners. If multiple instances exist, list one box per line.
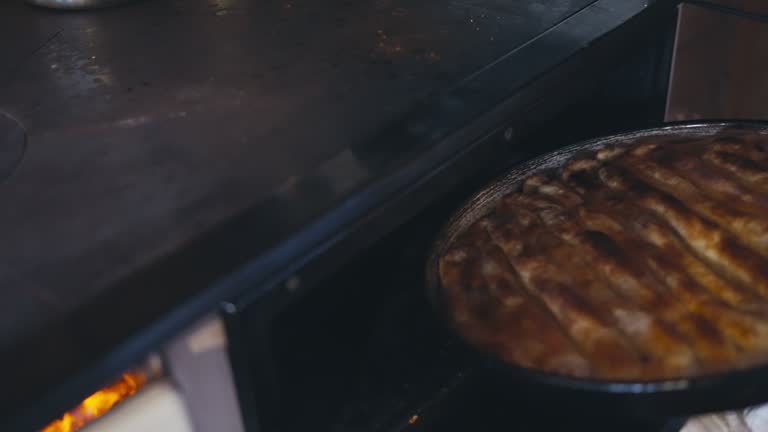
left=0, top=112, right=25, bottom=182
left=0, top=0, right=677, bottom=429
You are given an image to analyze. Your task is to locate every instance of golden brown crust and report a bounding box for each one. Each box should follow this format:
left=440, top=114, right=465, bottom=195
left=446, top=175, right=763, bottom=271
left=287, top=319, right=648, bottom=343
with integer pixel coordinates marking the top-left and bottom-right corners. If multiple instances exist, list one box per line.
left=484, top=213, right=645, bottom=379
left=615, top=151, right=768, bottom=257
left=514, top=186, right=735, bottom=372
left=439, top=225, right=591, bottom=377
left=598, top=166, right=768, bottom=299
left=439, top=133, right=768, bottom=380
left=704, top=149, right=768, bottom=189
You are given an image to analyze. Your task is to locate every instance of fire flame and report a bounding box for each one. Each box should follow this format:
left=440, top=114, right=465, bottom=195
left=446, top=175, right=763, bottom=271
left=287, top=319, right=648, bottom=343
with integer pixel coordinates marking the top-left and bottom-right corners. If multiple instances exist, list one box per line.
left=40, top=372, right=147, bottom=432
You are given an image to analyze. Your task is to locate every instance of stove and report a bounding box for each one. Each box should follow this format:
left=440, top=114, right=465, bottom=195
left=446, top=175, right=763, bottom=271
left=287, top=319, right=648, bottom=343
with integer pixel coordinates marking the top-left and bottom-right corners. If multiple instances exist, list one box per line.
left=239, top=202, right=691, bottom=432
left=224, top=3, right=768, bottom=431
left=4, top=0, right=768, bottom=431
left=226, top=87, right=683, bottom=432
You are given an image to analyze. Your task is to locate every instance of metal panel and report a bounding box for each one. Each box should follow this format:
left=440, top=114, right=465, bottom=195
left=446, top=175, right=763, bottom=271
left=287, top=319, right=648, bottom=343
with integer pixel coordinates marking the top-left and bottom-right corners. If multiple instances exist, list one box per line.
left=164, top=316, right=247, bottom=432
left=666, top=3, right=768, bottom=121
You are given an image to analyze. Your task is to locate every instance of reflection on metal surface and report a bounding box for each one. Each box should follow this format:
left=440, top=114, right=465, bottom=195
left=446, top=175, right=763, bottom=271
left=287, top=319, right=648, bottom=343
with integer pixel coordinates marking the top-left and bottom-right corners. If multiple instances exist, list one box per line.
left=0, top=112, right=26, bottom=183
left=318, top=150, right=371, bottom=196
left=26, top=0, right=135, bottom=9
left=43, top=20, right=117, bottom=97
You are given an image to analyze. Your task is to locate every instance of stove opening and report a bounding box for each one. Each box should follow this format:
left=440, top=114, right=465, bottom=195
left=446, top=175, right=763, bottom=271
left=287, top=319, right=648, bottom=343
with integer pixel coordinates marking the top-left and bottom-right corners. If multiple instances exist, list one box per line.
left=39, top=356, right=162, bottom=432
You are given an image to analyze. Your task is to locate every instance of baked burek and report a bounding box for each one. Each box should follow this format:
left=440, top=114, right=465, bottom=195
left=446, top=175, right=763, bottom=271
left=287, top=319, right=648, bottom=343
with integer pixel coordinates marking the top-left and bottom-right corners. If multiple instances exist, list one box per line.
left=439, top=133, right=768, bottom=380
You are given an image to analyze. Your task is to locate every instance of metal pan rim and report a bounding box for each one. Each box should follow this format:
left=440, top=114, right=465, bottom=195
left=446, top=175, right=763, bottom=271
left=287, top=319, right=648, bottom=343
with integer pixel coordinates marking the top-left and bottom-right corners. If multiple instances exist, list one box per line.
left=425, top=120, right=768, bottom=396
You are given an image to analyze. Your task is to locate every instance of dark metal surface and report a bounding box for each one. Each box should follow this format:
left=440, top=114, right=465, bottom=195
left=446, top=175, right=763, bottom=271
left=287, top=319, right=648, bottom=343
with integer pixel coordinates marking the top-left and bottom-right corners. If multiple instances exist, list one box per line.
left=0, top=0, right=597, bottom=353
left=426, top=122, right=768, bottom=418
left=0, top=0, right=676, bottom=429
left=0, top=111, right=25, bottom=182
left=689, top=0, right=768, bottom=16
left=666, top=2, right=768, bottom=121
left=26, top=0, right=135, bottom=9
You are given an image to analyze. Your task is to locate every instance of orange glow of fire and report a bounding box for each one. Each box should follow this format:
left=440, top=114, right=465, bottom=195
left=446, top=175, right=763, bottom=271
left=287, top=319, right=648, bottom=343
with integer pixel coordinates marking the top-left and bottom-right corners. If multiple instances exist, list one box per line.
left=40, top=372, right=147, bottom=432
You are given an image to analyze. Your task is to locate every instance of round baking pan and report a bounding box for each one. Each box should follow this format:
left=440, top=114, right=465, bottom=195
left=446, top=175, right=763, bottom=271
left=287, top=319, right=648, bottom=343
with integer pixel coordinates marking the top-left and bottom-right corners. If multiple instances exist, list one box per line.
left=425, top=121, right=768, bottom=418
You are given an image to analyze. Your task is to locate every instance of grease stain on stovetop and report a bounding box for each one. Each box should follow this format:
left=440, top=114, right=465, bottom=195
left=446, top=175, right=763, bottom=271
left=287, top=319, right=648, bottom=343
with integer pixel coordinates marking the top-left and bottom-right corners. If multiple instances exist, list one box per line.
left=0, top=111, right=26, bottom=183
